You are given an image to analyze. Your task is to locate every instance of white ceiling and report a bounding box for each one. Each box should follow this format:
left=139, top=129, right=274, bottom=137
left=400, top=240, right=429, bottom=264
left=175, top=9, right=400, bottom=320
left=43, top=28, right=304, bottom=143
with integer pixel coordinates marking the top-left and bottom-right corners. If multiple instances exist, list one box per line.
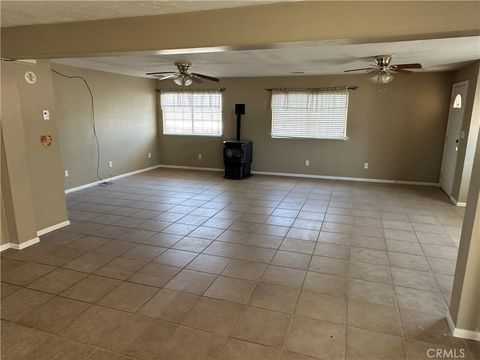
left=51, top=36, right=480, bottom=78
left=1, top=0, right=279, bottom=27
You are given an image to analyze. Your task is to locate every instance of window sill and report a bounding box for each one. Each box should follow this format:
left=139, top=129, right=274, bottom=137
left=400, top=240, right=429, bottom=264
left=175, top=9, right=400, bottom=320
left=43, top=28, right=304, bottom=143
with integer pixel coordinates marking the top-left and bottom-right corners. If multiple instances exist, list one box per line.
left=163, top=133, right=223, bottom=138
left=271, top=136, right=349, bottom=141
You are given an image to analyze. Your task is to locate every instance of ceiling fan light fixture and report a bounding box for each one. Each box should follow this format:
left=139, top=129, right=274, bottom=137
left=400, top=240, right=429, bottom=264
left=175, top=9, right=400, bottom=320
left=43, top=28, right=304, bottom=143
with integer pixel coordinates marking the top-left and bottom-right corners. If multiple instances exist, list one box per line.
left=344, top=55, right=421, bottom=84
left=370, top=71, right=394, bottom=85
left=147, top=62, right=219, bottom=85
left=173, top=74, right=193, bottom=86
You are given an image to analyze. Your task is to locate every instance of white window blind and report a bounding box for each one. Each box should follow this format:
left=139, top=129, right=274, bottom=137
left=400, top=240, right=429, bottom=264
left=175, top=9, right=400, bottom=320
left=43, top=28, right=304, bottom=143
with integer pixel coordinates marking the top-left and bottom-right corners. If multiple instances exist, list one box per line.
left=161, top=90, right=222, bottom=136
left=271, top=88, right=349, bottom=140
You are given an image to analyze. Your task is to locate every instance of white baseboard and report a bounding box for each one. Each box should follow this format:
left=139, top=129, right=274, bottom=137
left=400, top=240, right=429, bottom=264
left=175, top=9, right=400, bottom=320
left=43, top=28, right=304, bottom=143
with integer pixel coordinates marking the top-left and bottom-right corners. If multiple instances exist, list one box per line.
left=447, top=312, right=480, bottom=341
left=65, top=180, right=103, bottom=194
left=158, top=165, right=440, bottom=186
left=0, top=236, right=40, bottom=252
left=157, top=165, right=440, bottom=186
left=13, top=237, right=40, bottom=249
left=395, top=180, right=440, bottom=186
left=252, top=170, right=439, bottom=186
left=67, top=164, right=440, bottom=189
left=37, top=220, right=70, bottom=236
left=65, top=165, right=162, bottom=194
left=0, top=243, right=11, bottom=252
left=157, top=164, right=223, bottom=172
left=449, top=195, right=467, bottom=207
left=452, top=328, right=480, bottom=341
left=110, top=165, right=163, bottom=180
left=1, top=221, right=70, bottom=253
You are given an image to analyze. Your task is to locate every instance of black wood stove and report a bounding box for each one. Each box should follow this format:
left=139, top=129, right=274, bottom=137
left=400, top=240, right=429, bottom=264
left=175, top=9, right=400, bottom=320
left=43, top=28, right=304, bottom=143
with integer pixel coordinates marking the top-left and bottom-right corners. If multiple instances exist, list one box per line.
left=223, top=104, right=253, bottom=179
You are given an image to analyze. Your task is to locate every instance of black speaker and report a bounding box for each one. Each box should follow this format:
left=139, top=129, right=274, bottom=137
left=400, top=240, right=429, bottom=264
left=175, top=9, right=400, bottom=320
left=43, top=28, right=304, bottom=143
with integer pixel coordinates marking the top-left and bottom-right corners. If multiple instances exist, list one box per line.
left=235, top=104, right=245, bottom=115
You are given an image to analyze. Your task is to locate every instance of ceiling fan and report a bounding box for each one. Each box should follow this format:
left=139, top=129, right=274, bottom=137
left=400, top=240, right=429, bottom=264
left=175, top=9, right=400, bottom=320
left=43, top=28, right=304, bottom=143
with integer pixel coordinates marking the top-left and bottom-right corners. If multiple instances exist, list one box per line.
left=344, top=55, right=422, bottom=84
left=146, top=62, right=219, bottom=86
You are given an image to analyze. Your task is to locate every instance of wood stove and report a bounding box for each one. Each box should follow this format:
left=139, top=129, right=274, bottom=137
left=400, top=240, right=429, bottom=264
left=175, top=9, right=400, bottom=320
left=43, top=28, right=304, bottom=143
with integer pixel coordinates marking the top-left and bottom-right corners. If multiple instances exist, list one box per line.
left=223, top=104, right=252, bottom=179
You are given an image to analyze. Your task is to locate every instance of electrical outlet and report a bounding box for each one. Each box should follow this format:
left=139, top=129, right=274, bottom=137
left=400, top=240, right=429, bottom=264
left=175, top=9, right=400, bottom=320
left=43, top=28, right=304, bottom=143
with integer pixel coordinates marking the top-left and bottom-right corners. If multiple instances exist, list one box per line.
left=108, top=161, right=113, bottom=168
left=42, top=110, right=50, bottom=120
left=364, top=162, right=369, bottom=169
left=305, top=160, right=310, bottom=166
left=198, top=154, right=202, bottom=160
left=64, top=170, right=69, bottom=177
left=148, top=152, right=152, bottom=158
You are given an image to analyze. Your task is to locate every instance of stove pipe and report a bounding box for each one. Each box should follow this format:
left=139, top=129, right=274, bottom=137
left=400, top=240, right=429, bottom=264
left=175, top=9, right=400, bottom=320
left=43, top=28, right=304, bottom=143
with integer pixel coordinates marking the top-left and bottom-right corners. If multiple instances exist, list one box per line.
left=235, top=104, right=245, bottom=141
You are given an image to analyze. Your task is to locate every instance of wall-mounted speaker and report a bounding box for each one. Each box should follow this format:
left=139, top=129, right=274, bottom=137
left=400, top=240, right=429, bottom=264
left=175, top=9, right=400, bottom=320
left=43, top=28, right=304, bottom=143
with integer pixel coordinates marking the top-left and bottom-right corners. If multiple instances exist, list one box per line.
left=235, top=104, right=245, bottom=115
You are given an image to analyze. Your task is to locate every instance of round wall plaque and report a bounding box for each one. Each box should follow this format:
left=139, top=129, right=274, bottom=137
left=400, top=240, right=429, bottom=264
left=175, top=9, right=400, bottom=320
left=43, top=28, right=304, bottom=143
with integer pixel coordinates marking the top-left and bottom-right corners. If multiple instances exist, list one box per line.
left=25, top=71, right=37, bottom=84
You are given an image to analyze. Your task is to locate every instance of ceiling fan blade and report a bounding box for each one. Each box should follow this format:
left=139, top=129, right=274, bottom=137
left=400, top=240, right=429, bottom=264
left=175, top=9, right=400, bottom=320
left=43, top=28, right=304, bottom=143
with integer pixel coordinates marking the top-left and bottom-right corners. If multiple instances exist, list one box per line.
left=191, top=75, right=204, bottom=84
left=146, top=71, right=176, bottom=75
left=191, top=72, right=220, bottom=82
left=157, top=74, right=178, bottom=80
left=393, top=63, right=422, bottom=69
left=344, top=68, right=375, bottom=73
left=391, top=68, right=413, bottom=74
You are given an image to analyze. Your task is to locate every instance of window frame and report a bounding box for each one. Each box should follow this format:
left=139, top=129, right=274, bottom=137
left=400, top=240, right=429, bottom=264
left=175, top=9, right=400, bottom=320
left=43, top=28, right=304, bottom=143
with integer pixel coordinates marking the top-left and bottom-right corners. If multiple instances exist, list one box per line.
left=270, top=88, right=350, bottom=141
left=160, top=90, right=223, bottom=137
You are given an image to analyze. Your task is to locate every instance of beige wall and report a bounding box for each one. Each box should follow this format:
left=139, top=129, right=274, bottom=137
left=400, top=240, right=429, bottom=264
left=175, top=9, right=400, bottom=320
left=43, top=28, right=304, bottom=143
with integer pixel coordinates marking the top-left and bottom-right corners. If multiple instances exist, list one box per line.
left=1, top=60, right=67, bottom=241
left=157, top=72, right=452, bottom=183
left=451, top=61, right=480, bottom=203
left=450, top=123, right=480, bottom=334
left=1, top=66, right=37, bottom=245
left=1, top=130, right=15, bottom=245
left=2, top=2, right=479, bottom=59
left=1, top=195, right=10, bottom=245
left=51, top=64, right=159, bottom=189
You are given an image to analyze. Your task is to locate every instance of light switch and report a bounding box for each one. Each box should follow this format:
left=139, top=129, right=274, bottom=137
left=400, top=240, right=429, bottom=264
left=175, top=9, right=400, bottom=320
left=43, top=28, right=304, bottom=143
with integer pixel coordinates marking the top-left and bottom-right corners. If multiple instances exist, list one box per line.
left=42, top=110, right=50, bottom=120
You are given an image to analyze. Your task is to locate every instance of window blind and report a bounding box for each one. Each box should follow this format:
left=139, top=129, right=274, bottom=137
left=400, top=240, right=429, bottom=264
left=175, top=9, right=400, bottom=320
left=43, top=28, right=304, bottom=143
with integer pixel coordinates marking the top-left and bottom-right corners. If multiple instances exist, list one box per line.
left=271, top=88, right=349, bottom=140
left=161, top=90, right=223, bottom=136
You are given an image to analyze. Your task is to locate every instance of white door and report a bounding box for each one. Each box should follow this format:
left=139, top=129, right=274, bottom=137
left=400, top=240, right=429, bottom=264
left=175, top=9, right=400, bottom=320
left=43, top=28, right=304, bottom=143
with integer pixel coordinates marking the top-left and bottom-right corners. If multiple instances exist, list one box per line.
left=440, top=81, right=468, bottom=196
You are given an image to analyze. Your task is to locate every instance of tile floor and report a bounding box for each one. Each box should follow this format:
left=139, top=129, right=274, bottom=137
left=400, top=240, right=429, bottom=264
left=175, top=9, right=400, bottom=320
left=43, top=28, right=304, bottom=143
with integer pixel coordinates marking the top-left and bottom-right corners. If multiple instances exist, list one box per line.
left=1, top=168, right=478, bottom=360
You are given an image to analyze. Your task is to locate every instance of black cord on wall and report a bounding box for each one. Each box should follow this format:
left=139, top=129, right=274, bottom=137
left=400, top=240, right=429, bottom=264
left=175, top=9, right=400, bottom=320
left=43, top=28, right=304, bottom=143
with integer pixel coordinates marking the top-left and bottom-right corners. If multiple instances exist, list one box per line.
left=51, top=69, right=112, bottom=186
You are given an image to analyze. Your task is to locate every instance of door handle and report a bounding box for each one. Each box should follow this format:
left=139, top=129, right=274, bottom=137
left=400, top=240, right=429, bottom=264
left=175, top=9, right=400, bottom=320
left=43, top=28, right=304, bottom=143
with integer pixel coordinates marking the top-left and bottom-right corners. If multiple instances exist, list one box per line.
left=455, top=139, right=459, bottom=143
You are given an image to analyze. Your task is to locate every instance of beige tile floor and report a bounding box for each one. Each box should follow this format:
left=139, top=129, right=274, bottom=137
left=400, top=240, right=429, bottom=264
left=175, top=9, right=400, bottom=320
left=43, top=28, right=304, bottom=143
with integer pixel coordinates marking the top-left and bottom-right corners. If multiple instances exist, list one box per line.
left=2, top=168, right=479, bottom=360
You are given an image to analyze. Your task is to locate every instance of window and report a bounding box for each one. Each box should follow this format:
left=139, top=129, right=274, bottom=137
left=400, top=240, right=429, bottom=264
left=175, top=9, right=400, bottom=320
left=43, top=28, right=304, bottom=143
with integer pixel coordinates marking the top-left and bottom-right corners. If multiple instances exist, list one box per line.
left=271, top=88, right=349, bottom=140
left=453, top=94, right=462, bottom=108
left=161, top=90, right=222, bottom=136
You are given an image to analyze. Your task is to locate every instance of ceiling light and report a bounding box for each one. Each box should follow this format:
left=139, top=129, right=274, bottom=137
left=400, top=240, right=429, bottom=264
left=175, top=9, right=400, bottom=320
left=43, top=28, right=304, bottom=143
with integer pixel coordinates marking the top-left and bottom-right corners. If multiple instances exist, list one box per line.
left=370, top=71, right=394, bottom=85
left=173, top=75, right=193, bottom=86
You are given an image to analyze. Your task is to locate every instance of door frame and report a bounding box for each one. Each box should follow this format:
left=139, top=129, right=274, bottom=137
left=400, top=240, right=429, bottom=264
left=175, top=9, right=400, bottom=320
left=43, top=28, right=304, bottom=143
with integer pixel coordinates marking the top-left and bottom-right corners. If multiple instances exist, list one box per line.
left=440, top=80, right=469, bottom=198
